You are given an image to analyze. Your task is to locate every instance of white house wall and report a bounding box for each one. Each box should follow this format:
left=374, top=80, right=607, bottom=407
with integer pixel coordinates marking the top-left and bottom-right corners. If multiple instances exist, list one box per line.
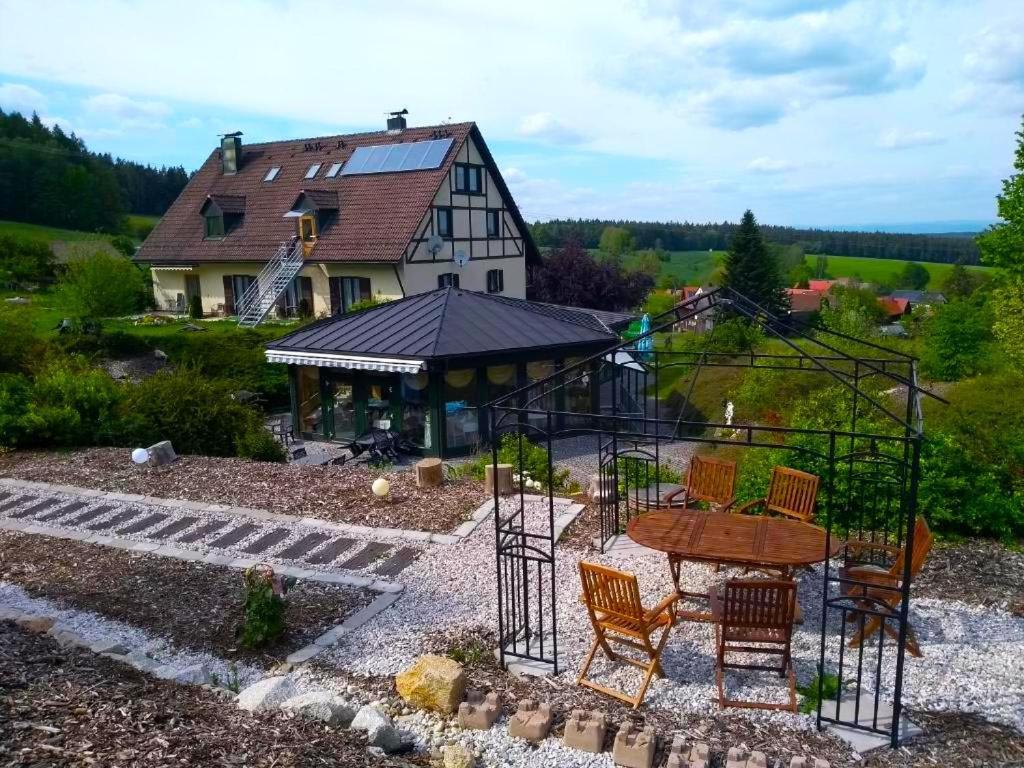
left=402, top=134, right=527, bottom=297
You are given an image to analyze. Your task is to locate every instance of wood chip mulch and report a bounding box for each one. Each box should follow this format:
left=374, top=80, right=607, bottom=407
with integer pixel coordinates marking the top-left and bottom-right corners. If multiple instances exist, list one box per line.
left=913, top=539, right=1024, bottom=616
left=0, top=448, right=488, bottom=533
left=0, top=530, right=375, bottom=662
left=0, top=621, right=423, bottom=768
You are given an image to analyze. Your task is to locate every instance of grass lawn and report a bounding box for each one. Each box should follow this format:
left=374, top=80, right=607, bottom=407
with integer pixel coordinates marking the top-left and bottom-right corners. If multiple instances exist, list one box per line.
left=629, top=249, right=725, bottom=285
left=0, top=219, right=114, bottom=245
left=800, top=253, right=992, bottom=290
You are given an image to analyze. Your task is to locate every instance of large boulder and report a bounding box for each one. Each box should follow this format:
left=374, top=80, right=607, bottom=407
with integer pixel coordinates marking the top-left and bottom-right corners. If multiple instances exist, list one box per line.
left=350, top=705, right=404, bottom=753
left=280, top=691, right=356, bottom=726
left=146, top=440, right=177, bottom=466
left=236, top=675, right=299, bottom=712
left=394, top=655, right=465, bottom=714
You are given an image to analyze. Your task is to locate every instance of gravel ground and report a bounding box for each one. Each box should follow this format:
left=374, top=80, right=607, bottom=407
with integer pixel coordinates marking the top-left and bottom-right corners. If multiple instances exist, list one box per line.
left=0, top=448, right=486, bottom=533
left=0, top=530, right=375, bottom=662
left=313, top=497, right=1024, bottom=761
left=0, top=621, right=421, bottom=768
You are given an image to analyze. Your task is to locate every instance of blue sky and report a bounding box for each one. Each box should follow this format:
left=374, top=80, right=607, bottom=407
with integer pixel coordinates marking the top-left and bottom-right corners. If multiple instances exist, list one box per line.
left=0, top=0, right=1021, bottom=229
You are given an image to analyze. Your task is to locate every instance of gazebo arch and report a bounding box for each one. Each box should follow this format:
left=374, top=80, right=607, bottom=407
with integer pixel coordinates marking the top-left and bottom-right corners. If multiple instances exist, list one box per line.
left=488, top=286, right=943, bottom=747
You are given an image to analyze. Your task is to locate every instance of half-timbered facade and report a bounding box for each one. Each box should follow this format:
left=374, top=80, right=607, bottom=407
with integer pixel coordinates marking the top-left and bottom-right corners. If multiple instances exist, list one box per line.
left=135, top=116, right=539, bottom=322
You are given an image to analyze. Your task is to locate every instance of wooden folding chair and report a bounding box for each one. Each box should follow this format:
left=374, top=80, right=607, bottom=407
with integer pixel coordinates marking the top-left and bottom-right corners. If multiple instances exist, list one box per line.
left=735, top=466, right=820, bottom=522
left=577, top=561, right=679, bottom=709
left=662, top=454, right=737, bottom=510
left=710, top=577, right=798, bottom=712
left=840, top=516, right=933, bottom=658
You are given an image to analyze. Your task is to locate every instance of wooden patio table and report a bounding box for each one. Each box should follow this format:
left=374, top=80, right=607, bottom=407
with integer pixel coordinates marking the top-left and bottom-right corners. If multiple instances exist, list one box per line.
left=626, top=509, right=841, bottom=622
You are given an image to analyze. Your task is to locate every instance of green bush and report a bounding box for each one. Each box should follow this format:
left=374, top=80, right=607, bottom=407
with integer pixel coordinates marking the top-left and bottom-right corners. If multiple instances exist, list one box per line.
left=56, top=250, right=146, bottom=319
left=0, top=373, right=34, bottom=448
left=0, top=305, right=41, bottom=373
left=0, top=235, right=55, bottom=288
left=109, top=235, right=136, bottom=258
left=117, top=367, right=264, bottom=456
left=468, top=433, right=570, bottom=490
left=235, top=427, right=287, bottom=463
left=920, top=299, right=993, bottom=380
left=28, top=359, right=123, bottom=447
left=616, top=456, right=680, bottom=496
left=239, top=566, right=287, bottom=649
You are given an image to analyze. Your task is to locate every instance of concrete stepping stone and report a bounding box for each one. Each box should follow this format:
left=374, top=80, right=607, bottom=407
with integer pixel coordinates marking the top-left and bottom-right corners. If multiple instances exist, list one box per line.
left=176, top=520, right=227, bottom=544
left=339, top=542, right=390, bottom=570
left=305, top=537, right=356, bottom=565
left=375, top=547, right=421, bottom=578
left=87, top=508, right=140, bottom=531
left=0, top=496, right=28, bottom=514
left=241, top=527, right=289, bottom=554
left=118, top=512, right=169, bottom=535
left=276, top=531, right=332, bottom=561
left=11, top=497, right=57, bottom=518
left=37, top=500, right=88, bottom=522
left=149, top=516, right=200, bottom=540
left=68, top=504, right=114, bottom=526
left=208, top=523, right=259, bottom=550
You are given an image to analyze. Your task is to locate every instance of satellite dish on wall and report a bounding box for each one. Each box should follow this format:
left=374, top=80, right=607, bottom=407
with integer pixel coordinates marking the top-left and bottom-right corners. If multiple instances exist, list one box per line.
left=454, top=249, right=469, bottom=267
left=427, top=235, right=444, bottom=256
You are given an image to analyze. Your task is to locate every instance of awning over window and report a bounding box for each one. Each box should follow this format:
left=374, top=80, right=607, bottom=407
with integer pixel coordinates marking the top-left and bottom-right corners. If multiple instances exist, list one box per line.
left=150, top=264, right=197, bottom=271
left=265, top=349, right=424, bottom=373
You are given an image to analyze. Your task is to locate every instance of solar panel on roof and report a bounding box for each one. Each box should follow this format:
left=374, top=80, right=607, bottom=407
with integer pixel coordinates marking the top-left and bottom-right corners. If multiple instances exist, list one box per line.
left=340, top=138, right=454, bottom=176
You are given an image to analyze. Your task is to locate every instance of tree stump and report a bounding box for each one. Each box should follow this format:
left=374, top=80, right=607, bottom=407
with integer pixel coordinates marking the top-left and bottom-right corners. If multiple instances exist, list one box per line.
left=484, top=463, right=514, bottom=495
left=415, top=458, right=443, bottom=488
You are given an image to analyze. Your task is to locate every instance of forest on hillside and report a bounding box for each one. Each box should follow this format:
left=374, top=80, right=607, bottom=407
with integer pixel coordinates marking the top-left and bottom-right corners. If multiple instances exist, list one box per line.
left=529, top=218, right=981, bottom=265
left=0, top=109, right=189, bottom=234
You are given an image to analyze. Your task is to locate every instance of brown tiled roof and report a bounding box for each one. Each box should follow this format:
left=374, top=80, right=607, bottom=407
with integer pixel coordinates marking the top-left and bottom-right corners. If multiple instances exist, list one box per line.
left=200, top=194, right=247, bottom=215
left=785, top=288, right=822, bottom=313
left=296, top=189, right=339, bottom=210
left=138, top=122, right=537, bottom=265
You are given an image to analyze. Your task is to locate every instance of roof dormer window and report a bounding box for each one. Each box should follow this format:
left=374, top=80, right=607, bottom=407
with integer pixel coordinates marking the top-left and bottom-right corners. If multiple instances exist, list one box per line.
left=305, top=163, right=321, bottom=179
left=264, top=166, right=281, bottom=182
left=326, top=162, right=343, bottom=178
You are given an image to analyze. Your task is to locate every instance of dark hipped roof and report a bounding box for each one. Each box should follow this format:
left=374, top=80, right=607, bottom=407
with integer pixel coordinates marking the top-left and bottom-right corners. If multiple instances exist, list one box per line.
left=137, top=122, right=540, bottom=266
left=267, top=288, right=627, bottom=361
left=200, top=194, right=246, bottom=215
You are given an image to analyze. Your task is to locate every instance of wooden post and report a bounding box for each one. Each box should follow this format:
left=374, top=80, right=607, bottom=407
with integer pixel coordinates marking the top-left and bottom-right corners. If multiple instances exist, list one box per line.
left=485, top=463, right=514, bottom=495
left=415, top=457, right=444, bottom=488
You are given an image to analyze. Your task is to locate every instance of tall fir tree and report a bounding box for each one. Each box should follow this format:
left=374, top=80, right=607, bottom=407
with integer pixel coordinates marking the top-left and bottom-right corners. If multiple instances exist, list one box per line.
left=722, top=209, right=789, bottom=316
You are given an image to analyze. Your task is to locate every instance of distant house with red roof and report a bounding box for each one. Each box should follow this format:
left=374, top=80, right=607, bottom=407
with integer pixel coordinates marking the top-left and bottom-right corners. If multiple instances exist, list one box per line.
left=878, top=296, right=911, bottom=319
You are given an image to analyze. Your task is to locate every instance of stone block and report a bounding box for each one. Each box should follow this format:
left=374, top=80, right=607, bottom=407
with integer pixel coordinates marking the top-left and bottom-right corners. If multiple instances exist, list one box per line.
left=789, top=758, right=807, bottom=768
left=457, top=690, right=500, bottom=730
left=508, top=699, right=553, bottom=742
left=442, top=744, right=476, bottom=768
left=350, top=705, right=403, bottom=753
left=236, top=674, right=299, bottom=712
left=147, top=440, right=177, bottom=466
left=814, top=761, right=830, bottom=768
left=612, top=722, right=656, bottom=768
left=668, top=736, right=709, bottom=768
left=726, top=747, right=748, bottom=768
left=281, top=691, right=356, bottom=726
left=395, top=654, right=466, bottom=714
left=746, top=751, right=767, bottom=768
left=173, top=664, right=213, bottom=685
left=563, top=709, right=606, bottom=754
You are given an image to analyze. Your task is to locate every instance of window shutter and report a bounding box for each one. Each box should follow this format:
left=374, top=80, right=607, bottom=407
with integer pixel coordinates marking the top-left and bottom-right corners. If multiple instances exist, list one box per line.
left=329, top=277, right=341, bottom=315
left=222, top=275, right=235, bottom=315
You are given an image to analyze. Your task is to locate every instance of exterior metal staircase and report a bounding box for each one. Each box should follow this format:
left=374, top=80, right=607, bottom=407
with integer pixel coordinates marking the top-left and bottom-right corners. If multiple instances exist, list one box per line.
left=236, top=239, right=304, bottom=327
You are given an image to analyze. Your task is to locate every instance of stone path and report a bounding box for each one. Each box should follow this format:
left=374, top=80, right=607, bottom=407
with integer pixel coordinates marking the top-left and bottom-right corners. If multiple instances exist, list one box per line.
left=0, top=482, right=423, bottom=587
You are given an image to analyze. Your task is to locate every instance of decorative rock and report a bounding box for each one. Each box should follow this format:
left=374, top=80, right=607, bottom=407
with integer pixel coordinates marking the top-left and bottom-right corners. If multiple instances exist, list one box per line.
left=612, top=723, right=656, bottom=768
left=668, top=736, right=710, bottom=768
left=508, top=699, right=553, bottom=742
left=789, top=759, right=807, bottom=768
left=146, top=440, right=177, bottom=466
left=281, top=691, right=356, bottom=726
left=236, top=675, right=299, bottom=712
left=47, top=626, right=86, bottom=648
left=563, top=709, right=606, bottom=754
left=395, top=655, right=466, bottom=714
left=173, top=664, right=213, bottom=686
left=484, top=463, right=513, bottom=495
left=746, top=751, right=767, bottom=768
left=457, top=690, right=500, bottom=730
left=814, top=761, right=830, bottom=768
left=350, top=705, right=403, bottom=753
left=90, top=640, right=129, bottom=656
left=726, top=747, right=748, bottom=768
left=442, top=743, right=476, bottom=768
left=15, top=616, right=55, bottom=634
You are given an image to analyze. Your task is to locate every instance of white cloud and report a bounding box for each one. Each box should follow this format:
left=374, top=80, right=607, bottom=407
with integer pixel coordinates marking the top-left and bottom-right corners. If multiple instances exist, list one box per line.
left=748, top=156, right=796, bottom=173
left=877, top=128, right=943, bottom=149
left=502, top=166, right=527, bottom=183
left=517, top=113, right=584, bottom=145
left=84, top=92, right=171, bottom=122
left=964, top=25, right=1024, bottom=85
left=0, top=82, right=47, bottom=114
left=179, top=116, right=203, bottom=129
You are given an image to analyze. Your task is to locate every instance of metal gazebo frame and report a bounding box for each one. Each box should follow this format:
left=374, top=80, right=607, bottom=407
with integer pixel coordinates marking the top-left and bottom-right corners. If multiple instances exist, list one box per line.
left=488, top=287, right=944, bottom=747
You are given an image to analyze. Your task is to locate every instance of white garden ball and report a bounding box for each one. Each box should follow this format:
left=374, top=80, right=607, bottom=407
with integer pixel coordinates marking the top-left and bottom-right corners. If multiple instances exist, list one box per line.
left=131, top=448, right=150, bottom=465
left=372, top=477, right=390, bottom=497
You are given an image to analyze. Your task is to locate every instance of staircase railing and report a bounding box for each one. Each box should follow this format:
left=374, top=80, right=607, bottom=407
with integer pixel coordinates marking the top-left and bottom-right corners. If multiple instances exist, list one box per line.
left=235, top=239, right=304, bottom=327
